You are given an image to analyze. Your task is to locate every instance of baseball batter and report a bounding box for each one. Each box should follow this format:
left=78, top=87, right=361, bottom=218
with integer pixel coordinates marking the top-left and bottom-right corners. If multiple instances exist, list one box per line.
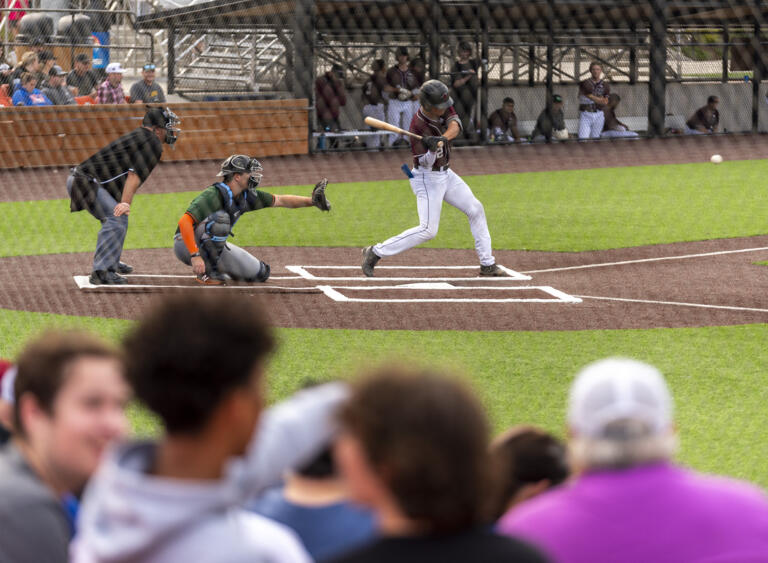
left=174, top=155, right=331, bottom=285
left=362, top=80, right=507, bottom=278
left=67, top=106, right=180, bottom=285
left=578, top=61, right=610, bottom=139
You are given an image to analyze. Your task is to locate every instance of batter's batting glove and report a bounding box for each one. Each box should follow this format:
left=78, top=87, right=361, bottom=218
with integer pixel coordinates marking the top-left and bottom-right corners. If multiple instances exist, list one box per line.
left=312, top=178, right=331, bottom=211
left=423, top=136, right=446, bottom=152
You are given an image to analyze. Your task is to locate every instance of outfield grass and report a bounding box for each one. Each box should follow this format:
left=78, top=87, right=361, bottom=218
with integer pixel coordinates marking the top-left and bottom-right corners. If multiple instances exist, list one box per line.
left=5, top=159, right=768, bottom=257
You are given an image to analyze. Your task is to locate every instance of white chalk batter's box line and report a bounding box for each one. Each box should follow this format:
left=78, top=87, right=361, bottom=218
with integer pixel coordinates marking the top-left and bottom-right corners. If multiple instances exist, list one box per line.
left=285, top=264, right=532, bottom=281
left=317, top=284, right=582, bottom=304
left=72, top=276, right=317, bottom=291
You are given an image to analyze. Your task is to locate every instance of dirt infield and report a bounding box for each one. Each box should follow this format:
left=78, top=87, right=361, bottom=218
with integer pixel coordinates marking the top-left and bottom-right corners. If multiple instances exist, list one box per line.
left=2, top=135, right=767, bottom=331
left=2, top=236, right=768, bottom=331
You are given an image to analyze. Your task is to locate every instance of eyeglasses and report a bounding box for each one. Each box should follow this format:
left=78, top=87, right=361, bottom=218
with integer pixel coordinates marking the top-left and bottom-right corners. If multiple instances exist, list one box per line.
left=143, top=64, right=156, bottom=71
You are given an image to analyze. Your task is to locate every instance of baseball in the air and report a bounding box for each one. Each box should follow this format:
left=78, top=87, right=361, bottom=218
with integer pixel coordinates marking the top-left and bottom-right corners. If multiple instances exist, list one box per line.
left=710, top=154, right=723, bottom=164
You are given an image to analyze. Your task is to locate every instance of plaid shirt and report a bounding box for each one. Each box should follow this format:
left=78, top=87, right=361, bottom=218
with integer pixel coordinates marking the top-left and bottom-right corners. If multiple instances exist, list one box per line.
left=95, top=80, right=126, bottom=104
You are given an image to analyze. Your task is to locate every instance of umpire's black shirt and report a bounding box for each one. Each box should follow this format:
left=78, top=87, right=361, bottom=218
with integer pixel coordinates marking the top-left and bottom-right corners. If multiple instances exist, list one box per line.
left=71, top=127, right=163, bottom=212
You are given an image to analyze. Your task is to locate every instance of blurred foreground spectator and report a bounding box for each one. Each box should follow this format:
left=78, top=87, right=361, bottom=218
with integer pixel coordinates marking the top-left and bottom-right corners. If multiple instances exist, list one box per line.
left=251, top=445, right=376, bottom=560
left=685, top=95, right=720, bottom=134
left=0, top=360, right=14, bottom=444
left=489, top=426, right=568, bottom=519
left=362, top=59, right=387, bottom=148
left=488, top=97, right=522, bottom=142
left=67, top=54, right=98, bottom=97
left=329, top=366, right=548, bottom=563
left=11, top=72, right=52, bottom=106
left=43, top=66, right=76, bottom=105
left=72, top=293, right=347, bottom=562
left=316, top=63, right=347, bottom=132
left=95, top=62, right=126, bottom=104
left=0, top=331, right=128, bottom=563
left=129, top=62, right=166, bottom=104
left=601, top=94, right=639, bottom=138
left=498, top=358, right=768, bottom=562
left=531, top=94, right=568, bottom=142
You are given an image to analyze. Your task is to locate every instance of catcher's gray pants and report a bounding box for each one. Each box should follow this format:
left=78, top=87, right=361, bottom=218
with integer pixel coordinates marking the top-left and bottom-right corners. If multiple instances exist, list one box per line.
left=173, top=234, right=265, bottom=281
left=66, top=174, right=128, bottom=272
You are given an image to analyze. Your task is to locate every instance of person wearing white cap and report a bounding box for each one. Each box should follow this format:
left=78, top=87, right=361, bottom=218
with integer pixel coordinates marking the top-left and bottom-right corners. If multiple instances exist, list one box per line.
left=498, top=357, right=768, bottom=563
left=95, top=61, right=126, bottom=104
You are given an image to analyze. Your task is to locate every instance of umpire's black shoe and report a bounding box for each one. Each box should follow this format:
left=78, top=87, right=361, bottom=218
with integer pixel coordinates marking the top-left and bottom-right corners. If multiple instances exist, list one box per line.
left=89, top=270, right=128, bottom=285
left=116, top=261, right=133, bottom=274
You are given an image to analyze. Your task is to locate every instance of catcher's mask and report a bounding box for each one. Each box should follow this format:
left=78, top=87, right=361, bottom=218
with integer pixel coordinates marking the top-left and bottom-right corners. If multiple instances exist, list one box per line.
left=217, top=154, right=263, bottom=192
left=143, top=106, right=181, bottom=146
left=419, top=79, right=453, bottom=111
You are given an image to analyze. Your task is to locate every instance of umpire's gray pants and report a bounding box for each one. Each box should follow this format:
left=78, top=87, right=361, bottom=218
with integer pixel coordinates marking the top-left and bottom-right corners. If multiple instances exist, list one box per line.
left=173, top=234, right=265, bottom=281
left=66, top=174, right=128, bottom=272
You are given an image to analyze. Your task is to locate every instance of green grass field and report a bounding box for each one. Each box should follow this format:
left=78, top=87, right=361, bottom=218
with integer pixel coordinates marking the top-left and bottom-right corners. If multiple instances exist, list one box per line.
left=3, top=159, right=768, bottom=486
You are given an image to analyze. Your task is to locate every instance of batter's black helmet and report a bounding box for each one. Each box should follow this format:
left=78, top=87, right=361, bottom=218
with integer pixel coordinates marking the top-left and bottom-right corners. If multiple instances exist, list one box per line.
left=217, top=154, right=264, bottom=191
left=419, top=79, right=453, bottom=111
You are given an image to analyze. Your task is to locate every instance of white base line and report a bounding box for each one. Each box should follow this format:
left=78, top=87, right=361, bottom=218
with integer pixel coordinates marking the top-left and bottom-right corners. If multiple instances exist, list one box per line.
left=523, top=246, right=768, bottom=274
left=73, top=276, right=318, bottom=291
left=124, top=274, right=303, bottom=280
left=318, top=285, right=581, bottom=304
left=577, top=294, right=768, bottom=314
left=286, top=265, right=531, bottom=281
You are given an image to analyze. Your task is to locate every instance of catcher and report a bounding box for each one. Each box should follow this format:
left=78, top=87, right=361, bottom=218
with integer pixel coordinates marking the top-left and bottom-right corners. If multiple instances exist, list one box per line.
left=174, top=154, right=330, bottom=285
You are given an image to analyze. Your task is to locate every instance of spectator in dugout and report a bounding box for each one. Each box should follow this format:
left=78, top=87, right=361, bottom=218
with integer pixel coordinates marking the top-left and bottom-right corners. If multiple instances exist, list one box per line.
left=488, top=97, right=523, bottom=142
left=67, top=53, right=98, bottom=97
left=328, top=366, right=548, bottom=563
left=384, top=46, right=420, bottom=147
left=250, top=442, right=377, bottom=560
left=601, top=93, right=639, bottom=138
left=95, top=62, right=126, bottom=104
left=42, top=65, right=75, bottom=105
left=489, top=426, right=569, bottom=520
left=361, top=59, right=387, bottom=148
left=129, top=62, right=166, bottom=104
left=685, top=95, right=720, bottom=134
left=11, top=72, right=52, bottom=106
left=577, top=61, right=610, bottom=139
left=71, top=292, right=348, bottom=562
left=451, top=41, right=480, bottom=140
left=531, top=93, right=568, bottom=142
left=498, top=357, right=768, bottom=562
left=0, top=330, right=129, bottom=563
left=315, top=63, right=347, bottom=132
left=0, top=63, right=11, bottom=89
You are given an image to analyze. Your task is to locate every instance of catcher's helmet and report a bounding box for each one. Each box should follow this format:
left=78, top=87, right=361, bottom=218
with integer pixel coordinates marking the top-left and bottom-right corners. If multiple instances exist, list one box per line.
left=419, top=79, right=453, bottom=111
left=143, top=106, right=181, bottom=146
left=217, top=154, right=263, bottom=191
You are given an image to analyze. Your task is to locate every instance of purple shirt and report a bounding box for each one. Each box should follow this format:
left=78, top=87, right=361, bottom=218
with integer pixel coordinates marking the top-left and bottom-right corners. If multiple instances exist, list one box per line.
left=95, top=80, right=125, bottom=104
left=498, top=463, right=768, bottom=563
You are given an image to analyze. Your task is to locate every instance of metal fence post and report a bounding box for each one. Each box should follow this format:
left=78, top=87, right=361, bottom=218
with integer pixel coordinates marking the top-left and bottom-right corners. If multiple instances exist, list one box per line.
left=648, top=0, right=667, bottom=137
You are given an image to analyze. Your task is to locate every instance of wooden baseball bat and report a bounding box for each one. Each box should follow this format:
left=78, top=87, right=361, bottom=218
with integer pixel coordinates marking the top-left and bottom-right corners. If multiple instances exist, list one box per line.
left=364, top=116, right=443, bottom=147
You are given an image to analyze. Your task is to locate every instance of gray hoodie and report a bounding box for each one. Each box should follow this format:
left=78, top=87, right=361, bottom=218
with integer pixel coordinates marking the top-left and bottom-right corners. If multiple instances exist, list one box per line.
left=71, top=383, right=347, bottom=563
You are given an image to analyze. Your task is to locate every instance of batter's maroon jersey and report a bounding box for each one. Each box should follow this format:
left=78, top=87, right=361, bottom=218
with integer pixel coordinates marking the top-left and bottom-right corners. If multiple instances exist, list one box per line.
left=410, top=106, right=461, bottom=169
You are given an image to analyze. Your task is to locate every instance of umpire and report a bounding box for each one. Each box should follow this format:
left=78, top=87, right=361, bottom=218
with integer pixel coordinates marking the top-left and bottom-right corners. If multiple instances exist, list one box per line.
left=67, top=106, right=180, bottom=285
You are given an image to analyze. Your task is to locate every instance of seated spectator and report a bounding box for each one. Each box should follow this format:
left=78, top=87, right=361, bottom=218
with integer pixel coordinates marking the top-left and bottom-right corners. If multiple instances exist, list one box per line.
left=498, top=358, right=768, bottom=562
left=251, top=444, right=377, bottom=560
left=685, top=95, right=720, bottom=134
left=316, top=63, right=347, bottom=132
left=72, top=293, right=347, bottom=563
left=329, top=366, right=548, bottom=563
left=601, top=93, right=639, bottom=138
left=11, top=73, right=52, bottom=106
left=0, top=63, right=12, bottom=87
left=489, top=97, right=523, bottom=142
left=531, top=94, right=568, bottom=142
left=66, top=54, right=98, bottom=97
left=35, top=49, right=55, bottom=87
left=129, top=62, right=166, bottom=104
left=0, top=331, right=129, bottom=563
left=489, top=426, right=568, bottom=520
left=0, top=360, right=14, bottom=444
left=95, top=62, right=126, bottom=104
left=42, top=65, right=75, bottom=105
left=10, top=51, right=38, bottom=86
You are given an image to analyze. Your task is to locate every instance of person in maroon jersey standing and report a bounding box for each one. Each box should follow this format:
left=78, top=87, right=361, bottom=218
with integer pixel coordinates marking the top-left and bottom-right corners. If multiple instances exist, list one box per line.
left=362, top=80, right=508, bottom=278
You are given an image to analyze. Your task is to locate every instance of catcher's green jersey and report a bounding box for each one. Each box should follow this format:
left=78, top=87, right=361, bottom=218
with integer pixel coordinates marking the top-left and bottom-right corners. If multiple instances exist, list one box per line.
left=185, top=185, right=274, bottom=224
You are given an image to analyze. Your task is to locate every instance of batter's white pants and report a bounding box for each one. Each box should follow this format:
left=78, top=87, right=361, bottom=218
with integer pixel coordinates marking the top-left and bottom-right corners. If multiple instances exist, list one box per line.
left=362, top=103, right=386, bottom=147
left=578, top=110, right=604, bottom=139
left=374, top=168, right=495, bottom=266
left=387, top=99, right=414, bottom=143
left=601, top=128, right=639, bottom=139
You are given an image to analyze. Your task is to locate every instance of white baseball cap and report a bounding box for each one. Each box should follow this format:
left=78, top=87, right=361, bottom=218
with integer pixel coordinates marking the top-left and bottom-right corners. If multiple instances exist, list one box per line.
left=567, top=358, right=673, bottom=439
left=105, top=62, right=124, bottom=74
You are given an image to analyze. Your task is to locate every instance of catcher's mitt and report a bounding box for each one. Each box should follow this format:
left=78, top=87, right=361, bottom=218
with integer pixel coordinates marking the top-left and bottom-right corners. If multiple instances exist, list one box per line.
left=312, top=178, right=331, bottom=211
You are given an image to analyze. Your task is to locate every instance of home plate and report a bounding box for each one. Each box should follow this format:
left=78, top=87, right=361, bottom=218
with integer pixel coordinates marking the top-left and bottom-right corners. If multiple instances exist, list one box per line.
left=397, top=282, right=456, bottom=289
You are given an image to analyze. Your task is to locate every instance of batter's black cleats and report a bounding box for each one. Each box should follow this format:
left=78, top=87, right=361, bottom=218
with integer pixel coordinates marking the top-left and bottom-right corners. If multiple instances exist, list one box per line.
left=116, top=262, right=133, bottom=274
left=479, top=264, right=508, bottom=277
left=362, top=246, right=380, bottom=277
left=195, top=272, right=230, bottom=286
left=90, top=270, right=128, bottom=285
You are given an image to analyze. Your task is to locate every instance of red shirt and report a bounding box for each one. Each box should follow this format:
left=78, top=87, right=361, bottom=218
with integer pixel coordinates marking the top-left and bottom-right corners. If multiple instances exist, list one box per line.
left=410, top=106, right=461, bottom=169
